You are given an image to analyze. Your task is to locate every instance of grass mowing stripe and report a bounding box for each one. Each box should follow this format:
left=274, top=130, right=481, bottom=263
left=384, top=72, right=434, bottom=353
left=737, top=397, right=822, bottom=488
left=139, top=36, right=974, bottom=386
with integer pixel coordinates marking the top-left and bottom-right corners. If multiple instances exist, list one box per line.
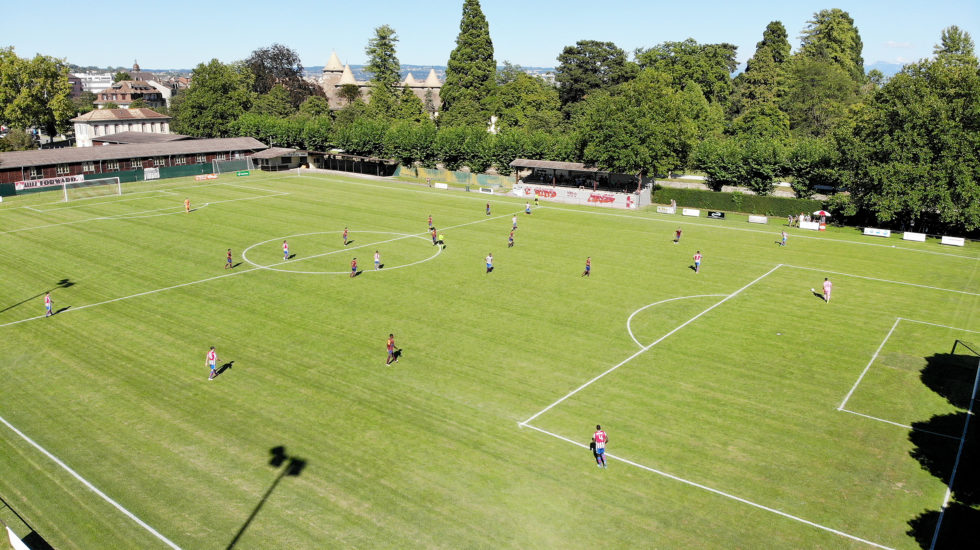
left=0, top=414, right=182, bottom=550
left=520, top=422, right=896, bottom=550
left=520, top=264, right=783, bottom=426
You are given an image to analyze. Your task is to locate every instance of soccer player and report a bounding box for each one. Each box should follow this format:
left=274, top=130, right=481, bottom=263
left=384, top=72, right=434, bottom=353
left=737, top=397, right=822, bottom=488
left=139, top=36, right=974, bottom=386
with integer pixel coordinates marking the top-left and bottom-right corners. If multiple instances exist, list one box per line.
left=693, top=250, right=702, bottom=273
left=780, top=231, right=788, bottom=247
left=374, top=250, right=381, bottom=270
left=593, top=425, right=608, bottom=468
left=431, top=227, right=438, bottom=246
left=674, top=227, right=682, bottom=244
left=386, top=333, right=397, bottom=365
left=525, top=202, right=531, bottom=215
left=582, top=256, right=591, bottom=277
left=486, top=253, right=493, bottom=273
left=534, top=196, right=539, bottom=207
left=512, top=215, right=518, bottom=231
left=486, top=202, right=491, bottom=215
left=44, top=292, right=52, bottom=317
left=507, top=230, right=514, bottom=248
left=184, top=198, right=190, bottom=213
left=350, top=257, right=358, bottom=278
left=428, top=215, right=433, bottom=229
left=343, top=227, right=350, bottom=246
left=225, top=248, right=233, bottom=269
left=823, top=277, right=833, bottom=303
left=206, top=346, right=219, bottom=380
left=437, top=233, right=445, bottom=247
left=283, top=240, right=289, bottom=261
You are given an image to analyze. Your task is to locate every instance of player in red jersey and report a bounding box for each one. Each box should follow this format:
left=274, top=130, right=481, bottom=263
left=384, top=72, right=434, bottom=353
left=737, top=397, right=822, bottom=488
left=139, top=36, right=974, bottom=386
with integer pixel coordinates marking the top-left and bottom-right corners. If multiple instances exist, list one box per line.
left=283, top=240, right=289, bottom=261
left=343, top=227, right=350, bottom=246
left=225, top=248, right=233, bottom=269
left=386, top=334, right=397, bottom=365
left=206, top=346, right=219, bottom=380
left=431, top=227, right=438, bottom=246
left=508, top=230, right=514, bottom=248
left=44, top=292, right=53, bottom=317
left=822, top=277, right=832, bottom=303
left=593, top=425, right=608, bottom=468
left=582, top=257, right=591, bottom=277
left=486, top=202, right=491, bottom=216
left=350, top=257, right=358, bottom=278
left=428, top=215, right=433, bottom=229
left=374, top=250, right=381, bottom=270
left=674, top=227, right=682, bottom=244
left=693, top=251, right=702, bottom=273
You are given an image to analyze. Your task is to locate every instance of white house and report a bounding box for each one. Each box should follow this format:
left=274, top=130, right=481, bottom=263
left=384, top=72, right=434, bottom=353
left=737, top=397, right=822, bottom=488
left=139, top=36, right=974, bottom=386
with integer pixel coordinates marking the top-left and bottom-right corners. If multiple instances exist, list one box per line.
left=71, top=108, right=172, bottom=148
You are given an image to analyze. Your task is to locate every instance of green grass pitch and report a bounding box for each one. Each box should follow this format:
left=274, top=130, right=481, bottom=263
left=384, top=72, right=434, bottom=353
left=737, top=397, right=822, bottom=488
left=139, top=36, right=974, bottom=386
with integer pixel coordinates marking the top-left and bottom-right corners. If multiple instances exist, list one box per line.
left=0, top=171, right=977, bottom=549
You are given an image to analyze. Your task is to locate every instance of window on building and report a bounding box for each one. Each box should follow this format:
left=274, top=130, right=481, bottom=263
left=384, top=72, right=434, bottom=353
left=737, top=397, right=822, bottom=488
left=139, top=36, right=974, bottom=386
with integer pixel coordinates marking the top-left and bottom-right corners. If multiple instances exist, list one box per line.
left=29, top=167, right=42, bottom=179
left=82, top=162, right=95, bottom=173
left=174, top=156, right=186, bottom=165
left=56, top=164, right=70, bottom=175
left=215, top=153, right=227, bottom=161
left=130, top=158, right=142, bottom=170
left=106, top=160, right=119, bottom=171
left=196, top=154, right=207, bottom=164
left=154, top=157, right=165, bottom=167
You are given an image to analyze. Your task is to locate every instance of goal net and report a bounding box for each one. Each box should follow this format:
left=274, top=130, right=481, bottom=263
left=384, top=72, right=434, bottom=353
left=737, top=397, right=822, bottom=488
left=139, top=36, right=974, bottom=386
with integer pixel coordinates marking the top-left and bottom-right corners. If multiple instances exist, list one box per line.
left=212, top=157, right=255, bottom=174
left=64, top=177, right=122, bottom=202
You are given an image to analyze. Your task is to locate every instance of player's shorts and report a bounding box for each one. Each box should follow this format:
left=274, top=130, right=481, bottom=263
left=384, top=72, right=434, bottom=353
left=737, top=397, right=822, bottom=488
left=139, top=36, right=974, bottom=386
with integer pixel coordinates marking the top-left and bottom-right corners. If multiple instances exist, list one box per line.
left=596, top=447, right=605, bottom=455
left=46, top=305, right=52, bottom=311
left=352, top=266, right=357, bottom=272
left=387, top=348, right=393, bottom=356
left=209, top=362, right=216, bottom=369
left=227, top=258, right=232, bottom=264
left=375, top=261, right=380, bottom=266
left=585, top=266, right=590, bottom=272
left=695, top=261, right=701, bottom=267
left=487, top=263, right=493, bottom=269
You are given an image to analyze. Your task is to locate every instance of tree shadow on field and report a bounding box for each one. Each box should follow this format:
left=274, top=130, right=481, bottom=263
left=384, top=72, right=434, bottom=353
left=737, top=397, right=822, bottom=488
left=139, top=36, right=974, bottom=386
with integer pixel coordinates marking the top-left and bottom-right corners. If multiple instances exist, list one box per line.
left=226, top=446, right=306, bottom=550
left=906, top=352, right=980, bottom=548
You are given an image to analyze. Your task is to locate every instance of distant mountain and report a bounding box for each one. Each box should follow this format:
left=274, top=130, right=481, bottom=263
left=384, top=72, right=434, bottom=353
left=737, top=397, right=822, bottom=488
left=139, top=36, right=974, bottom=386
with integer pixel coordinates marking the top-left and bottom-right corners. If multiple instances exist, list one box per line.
left=304, top=64, right=555, bottom=81
left=865, top=61, right=906, bottom=77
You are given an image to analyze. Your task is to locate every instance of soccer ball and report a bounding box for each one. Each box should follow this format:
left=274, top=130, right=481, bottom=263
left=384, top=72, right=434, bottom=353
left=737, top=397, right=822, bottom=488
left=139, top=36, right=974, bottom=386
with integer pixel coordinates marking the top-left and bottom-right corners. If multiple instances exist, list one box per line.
left=810, top=288, right=815, bottom=292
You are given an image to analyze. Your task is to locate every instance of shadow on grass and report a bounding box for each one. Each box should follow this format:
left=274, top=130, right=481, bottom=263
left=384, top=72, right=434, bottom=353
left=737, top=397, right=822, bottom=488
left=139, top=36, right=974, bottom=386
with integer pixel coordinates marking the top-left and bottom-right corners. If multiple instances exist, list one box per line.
left=215, top=361, right=235, bottom=377
left=226, top=446, right=306, bottom=550
left=1, top=279, right=76, bottom=314
left=52, top=306, right=71, bottom=316
left=906, top=351, right=980, bottom=548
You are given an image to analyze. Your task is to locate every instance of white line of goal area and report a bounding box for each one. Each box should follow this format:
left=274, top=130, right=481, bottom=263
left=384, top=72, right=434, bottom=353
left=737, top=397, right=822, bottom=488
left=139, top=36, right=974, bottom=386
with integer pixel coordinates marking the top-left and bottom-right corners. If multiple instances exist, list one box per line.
left=625, top=294, right=728, bottom=348
left=0, top=211, right=516, bottom=330
left=0, top=414, right=182, bottom=549
left=781, top=264, right=980, bottom=297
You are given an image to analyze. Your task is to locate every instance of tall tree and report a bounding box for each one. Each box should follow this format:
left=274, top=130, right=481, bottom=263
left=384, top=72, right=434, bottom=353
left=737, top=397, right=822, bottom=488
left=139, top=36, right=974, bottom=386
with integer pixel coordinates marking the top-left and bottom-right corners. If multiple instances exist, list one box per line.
left=635, top=39, right=738, bottom=106
left=496, top=72, right=561, bottom=132
left=798, top=8, right=865, bottom=84
left=934, top=25, right=977, bottom=65
left=251, top=84, right=296, bottom=117
left=0, top=48, right=74, bottom=137
left=555, top=40, right=636, bottom=110
left=244, top=43, right=318, bottom=107
left=441, top=0, right=497, bottom=126
left=781, top=56, right=857, bottom=137
left=170, top=59, right=255, bottom=138
left=113, top=71, right=131, bottom=83
left=735, top=21, right=791, bottom=108
left=364, top=25, right=401, bottom=120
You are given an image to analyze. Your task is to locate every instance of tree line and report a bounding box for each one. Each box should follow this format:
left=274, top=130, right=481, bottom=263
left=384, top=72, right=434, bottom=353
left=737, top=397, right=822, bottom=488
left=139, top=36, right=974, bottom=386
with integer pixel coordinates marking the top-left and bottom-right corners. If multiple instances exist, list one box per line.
left=1, top=1, right=977, bottom=233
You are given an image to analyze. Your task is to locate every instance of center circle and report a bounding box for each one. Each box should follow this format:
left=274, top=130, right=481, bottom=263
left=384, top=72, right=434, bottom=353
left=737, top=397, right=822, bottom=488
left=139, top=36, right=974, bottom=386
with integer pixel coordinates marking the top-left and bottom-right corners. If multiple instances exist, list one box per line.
left=241, top=231, right=442, bottom=275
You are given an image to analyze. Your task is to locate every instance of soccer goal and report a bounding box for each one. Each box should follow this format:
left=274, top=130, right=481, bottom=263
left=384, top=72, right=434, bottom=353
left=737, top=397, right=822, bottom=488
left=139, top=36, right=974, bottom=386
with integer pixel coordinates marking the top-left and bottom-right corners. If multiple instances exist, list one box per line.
left=63, top=177, right=122, bottom=202
left=212, top=157, right=255, bottom=175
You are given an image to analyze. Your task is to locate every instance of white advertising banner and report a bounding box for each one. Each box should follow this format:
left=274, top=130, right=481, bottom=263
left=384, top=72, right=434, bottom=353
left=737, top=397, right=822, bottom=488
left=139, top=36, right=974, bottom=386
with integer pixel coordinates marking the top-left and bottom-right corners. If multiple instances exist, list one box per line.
left=747, top=215, right=768, bottom=224
left=144, top=167, right=160, bottom=180
left=902, top=232, right=926, bottom=242
left=941, top=236, right=965, bottom=247
left=656, top=206, right=676, bottom=214
left=799, top=221, right=820, bottom=231
left=514, top=183, right=639, bottom=209
left=14, top=174, right=83, bottom=191
left=681, top=208, right=700, bottom=217
left=433, top=182, right=449, bottom=190
left=863, top=227, right=892, bottom=238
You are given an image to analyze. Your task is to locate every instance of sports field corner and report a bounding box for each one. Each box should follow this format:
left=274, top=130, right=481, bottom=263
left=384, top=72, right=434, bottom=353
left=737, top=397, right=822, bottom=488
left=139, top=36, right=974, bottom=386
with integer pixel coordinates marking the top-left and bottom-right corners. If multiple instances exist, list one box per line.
left=0, top=170, right=978, bottom=549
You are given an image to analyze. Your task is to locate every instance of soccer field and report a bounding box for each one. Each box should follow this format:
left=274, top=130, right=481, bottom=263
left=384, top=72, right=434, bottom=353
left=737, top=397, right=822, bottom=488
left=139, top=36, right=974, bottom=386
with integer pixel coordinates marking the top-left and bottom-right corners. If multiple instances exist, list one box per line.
left=0, top=170, right=977, bottom=549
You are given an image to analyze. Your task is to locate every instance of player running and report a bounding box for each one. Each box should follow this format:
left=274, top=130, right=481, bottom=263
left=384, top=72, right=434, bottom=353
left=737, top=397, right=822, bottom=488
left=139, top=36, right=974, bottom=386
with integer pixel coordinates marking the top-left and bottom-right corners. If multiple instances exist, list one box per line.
left=283, top=240, right=289, bottom=261
left=44, top=292, right=52, bottom=317
left=386, top=334, right=397, bottom=365
left=374, top=250, right=381, bottom=270
left=593, top=425, right=608, bottom=468
left=780, top=231, right=788, bottom=247
left=486, top=253, right=494, bottom=273
left=431, top=227, right=438, bottom=246
left=206, top=346, right=219, bottom=380
left=525, top=202, right=532, bottom=215
left=674, top=227, right=682, bottom=244
left=582, top=257, right=591, bottom=277
left=343, top=227, right=350, bottom=246
left=486, top=202, right=491, bottom=216
left=822, top=277, right=832, bottom=303
left=350, top=257, right=358, bottom=278
left=225, top=248, right=233, bottom=269
left=512, top=215, right=518, bottom=231
left=508, top=230, right=514, bottom=248
left=428, top=215, right=433, bottom=229
left=184, top=198, right=190, bottom=213
left=693, top=251, right=702, bottom=273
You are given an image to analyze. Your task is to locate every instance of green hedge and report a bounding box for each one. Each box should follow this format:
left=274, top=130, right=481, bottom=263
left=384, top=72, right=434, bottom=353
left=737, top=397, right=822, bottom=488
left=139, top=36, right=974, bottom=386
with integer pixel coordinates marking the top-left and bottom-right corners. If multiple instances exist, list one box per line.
left=652, top=187, right=822, bottom=217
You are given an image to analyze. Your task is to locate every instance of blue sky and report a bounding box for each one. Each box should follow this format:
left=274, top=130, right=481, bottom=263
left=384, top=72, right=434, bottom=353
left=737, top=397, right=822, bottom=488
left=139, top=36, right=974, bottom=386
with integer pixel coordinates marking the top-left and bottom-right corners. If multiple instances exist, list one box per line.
left=3, top=0, right=977, bottom=69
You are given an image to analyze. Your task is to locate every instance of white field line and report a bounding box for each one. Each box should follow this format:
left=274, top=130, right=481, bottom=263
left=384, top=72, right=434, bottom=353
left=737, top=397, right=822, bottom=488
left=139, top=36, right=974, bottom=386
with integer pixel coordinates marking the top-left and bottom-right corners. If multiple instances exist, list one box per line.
left=838, top=318, right=901, bottom=410
left=519, top=264, right=782, bottom=426
left=929, top=359, right=980, bottom=550
left=241, top=232, right=442, bottom=274
left=626, top=294, right=728, bottom=348
left=900, top=318, right=980, bottom=334
left=32, top=190, right=183, bottom=212
left=520, top=422, right=894, bottom=550
left=24, top=206, right=42, bottom=213
left=1, top=212, right=512, bottom=329
left=0, top=414, right=182, bottom=550
left=838, top=408, right=961, bottom=440
left=782, top=264, right=980, bottom=297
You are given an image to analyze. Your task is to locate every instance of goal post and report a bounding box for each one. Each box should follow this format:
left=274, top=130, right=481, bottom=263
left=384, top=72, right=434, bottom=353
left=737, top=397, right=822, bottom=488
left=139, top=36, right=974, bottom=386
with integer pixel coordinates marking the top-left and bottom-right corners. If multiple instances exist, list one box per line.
left=63, top=177, right=122, bottom=202
left=212, top=157, right=255, bottom=175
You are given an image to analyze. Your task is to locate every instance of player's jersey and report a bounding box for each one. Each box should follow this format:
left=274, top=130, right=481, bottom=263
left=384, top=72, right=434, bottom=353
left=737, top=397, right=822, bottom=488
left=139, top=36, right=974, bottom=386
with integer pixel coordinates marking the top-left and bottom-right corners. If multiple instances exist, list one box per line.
left=823, top=281, right=832, bottom=293
left=227, top=251, right=233, bottom=261
left=374, top=253, right=380, bottom=263
left=283, top=243, right=288, bottom=252
left=343, top=229, right=349, bottom=238
left=387, top=337, right=394, bottom=351
left=45, top=295, right=51, bottom=307
left=486, top=255, right=493, bottom=265
left=351, top=259, right=357, bottom=269
left=694, top=254, right=702, bottom=262
left=207, top=350, right=217, bottom=363
left=594, top=430, right=607, bottom=450
left=586, top=259, right=591, bottom=267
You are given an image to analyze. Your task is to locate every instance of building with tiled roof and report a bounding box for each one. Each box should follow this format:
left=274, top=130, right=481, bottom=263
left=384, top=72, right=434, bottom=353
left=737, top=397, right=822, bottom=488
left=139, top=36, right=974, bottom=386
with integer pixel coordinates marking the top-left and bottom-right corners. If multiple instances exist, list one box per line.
left=95, top=80, right=171, bottom=110
left=319, top=51, right=441, bottom=113
left=71, top=108, right=172, bottom=148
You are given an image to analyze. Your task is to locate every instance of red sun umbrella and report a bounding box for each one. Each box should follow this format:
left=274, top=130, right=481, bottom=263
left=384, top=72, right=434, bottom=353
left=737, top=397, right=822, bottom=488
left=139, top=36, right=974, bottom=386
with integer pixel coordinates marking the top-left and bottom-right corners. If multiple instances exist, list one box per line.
left=813, top=210, right=831, bottom=217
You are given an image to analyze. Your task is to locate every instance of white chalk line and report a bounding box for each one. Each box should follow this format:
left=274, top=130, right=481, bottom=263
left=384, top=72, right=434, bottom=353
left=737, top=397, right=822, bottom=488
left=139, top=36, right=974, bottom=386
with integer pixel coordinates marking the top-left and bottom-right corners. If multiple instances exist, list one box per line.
left=838, top=408, right=961, bottom=440
left=0, top=414, right=182, bottom=549
left=929, top=358, right=980, bottom=550
left=626, top=294, right=728, bottom=348
left=900, top=318, right=980, bottom=334
left=241, top=231, right=442, bottom=275
left=782, top=264, right=980, bottom=297
left=520, top=422, right=894, bottom=550
left=519, top=264, right=782, bottom=426
left=838, top=318, right=902, bottom=411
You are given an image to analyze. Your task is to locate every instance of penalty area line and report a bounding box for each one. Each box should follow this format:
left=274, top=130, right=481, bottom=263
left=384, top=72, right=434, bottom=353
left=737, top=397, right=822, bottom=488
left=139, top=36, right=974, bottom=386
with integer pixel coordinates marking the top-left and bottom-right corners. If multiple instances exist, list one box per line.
left=519, top=422, right=895, bottom=550
left=0, top=413, right=182, bottom=549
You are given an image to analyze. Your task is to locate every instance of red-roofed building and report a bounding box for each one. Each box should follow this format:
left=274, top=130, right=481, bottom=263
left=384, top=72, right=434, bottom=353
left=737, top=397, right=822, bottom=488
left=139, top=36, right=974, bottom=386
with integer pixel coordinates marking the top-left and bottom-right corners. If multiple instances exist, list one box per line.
left=71, top=108, right=172, bottom=147
left=95, top=80, right=170, bottom=110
